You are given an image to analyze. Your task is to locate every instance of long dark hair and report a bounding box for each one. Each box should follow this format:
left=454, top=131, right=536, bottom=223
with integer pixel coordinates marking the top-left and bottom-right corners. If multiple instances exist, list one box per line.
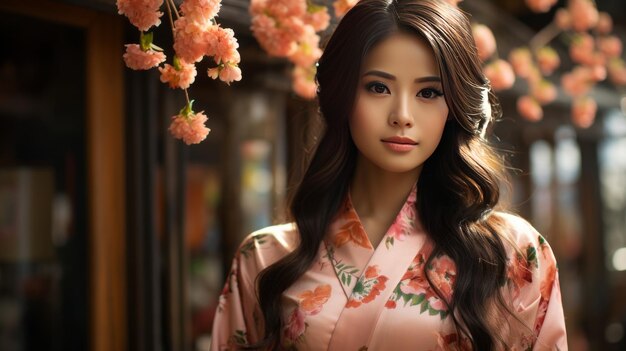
left=256, top=0, right=515, bottom=349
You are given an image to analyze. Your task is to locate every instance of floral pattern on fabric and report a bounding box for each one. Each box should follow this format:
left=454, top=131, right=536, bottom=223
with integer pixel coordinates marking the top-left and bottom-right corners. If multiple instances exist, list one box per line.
left=332, top=202, right=373, bottom=250
left=430, top=332, right=472, bottom=351
left=385, top=246, right=456, bottom=320
left=239, top=233, right=269, bottom=258
left=346, top=265, right=389, bottom=308
left=283, top=284, right=332, bottom=348
left=324, top=244, right=360, bottom=287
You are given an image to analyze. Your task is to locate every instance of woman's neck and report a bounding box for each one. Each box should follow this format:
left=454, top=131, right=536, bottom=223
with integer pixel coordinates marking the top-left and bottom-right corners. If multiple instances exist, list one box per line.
left=349, top=156, right=421, bottom=246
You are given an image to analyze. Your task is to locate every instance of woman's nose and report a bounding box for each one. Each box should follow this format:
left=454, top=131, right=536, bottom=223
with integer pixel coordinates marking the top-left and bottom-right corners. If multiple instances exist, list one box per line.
left=388, top=95, right=413, bottom=127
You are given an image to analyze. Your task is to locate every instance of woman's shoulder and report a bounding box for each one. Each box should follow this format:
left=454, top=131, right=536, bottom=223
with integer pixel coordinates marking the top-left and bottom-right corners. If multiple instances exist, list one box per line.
left=235, top=223, right=300, bottom=273
left=491, top=211, right=550, bottom=253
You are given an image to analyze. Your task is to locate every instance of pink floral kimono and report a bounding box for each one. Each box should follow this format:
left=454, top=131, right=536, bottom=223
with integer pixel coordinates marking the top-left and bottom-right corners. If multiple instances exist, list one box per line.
left=211, top=189, right=567, bottom=350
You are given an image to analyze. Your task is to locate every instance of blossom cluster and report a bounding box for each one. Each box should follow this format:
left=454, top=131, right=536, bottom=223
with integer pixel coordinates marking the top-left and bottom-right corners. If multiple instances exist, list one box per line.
left=513, top=0, right=625, bottom=128
left=249, top=0, right=334, bottom=99
left=117, top=0, right=242, bottom=144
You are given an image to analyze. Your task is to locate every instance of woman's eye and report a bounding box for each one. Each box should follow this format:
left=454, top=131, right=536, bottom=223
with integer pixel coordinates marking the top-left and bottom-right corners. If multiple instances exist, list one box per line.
left=417, top=88, right=443, bottom=99
left=366, top=82, right=390, bottom=94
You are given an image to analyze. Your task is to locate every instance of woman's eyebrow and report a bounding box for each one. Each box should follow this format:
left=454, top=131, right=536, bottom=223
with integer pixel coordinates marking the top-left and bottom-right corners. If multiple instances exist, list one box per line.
left=362, top=70, right=441, bottom=83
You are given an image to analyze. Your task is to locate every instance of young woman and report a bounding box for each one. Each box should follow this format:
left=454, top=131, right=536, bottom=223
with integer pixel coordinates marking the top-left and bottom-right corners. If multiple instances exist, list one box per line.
left=211, top=0, right=567, bottom=350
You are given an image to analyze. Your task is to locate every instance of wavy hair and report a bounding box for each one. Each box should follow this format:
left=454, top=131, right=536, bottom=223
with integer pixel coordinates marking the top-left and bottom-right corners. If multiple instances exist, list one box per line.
left=255, top=0, right=516, bottom=349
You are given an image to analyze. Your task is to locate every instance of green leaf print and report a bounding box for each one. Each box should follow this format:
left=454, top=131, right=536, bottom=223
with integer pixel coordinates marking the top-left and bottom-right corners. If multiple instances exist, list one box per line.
left=231, top=330, right=247, bottom=345
left=410, top=293, right=425, bottom=306
left=385, top=236, right=395, bottom=249
left=538, top=234, right=546, bottom=246
left=428, top=305, right=439, bottom=316
left=239, top=234, right=268, bottom=258
left=527, top=245, right=538, bottom=268
left=420, top=299, right=430, bottom=314
left=335, top=262, right=359, bottom=287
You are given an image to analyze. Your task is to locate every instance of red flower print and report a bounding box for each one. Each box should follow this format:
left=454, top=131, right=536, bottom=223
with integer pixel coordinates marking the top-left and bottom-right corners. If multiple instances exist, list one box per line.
left=283, top=307, right=306, bottom=343
left=540, top=263, right=556, bottom=300
left=333, top=210, right=373, bottom=249
left=534, top=299, right=549, bottom=333
left=385, top=300, right=397, bottom=309
left=507, top=252, right=533, bottom=298
left=346, top=265, right=389, bottom=308
left=428, top=255, right=457, bottom=303
left=386, top=203, right=417, bottom=242
left=298, top=284, right=332, bottom=315
left=432, top=332, right=472, bottom=351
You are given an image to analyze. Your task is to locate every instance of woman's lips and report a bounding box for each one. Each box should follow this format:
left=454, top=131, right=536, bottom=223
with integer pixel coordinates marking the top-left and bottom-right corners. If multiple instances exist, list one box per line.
left=381, top=136, right=418, bottom=152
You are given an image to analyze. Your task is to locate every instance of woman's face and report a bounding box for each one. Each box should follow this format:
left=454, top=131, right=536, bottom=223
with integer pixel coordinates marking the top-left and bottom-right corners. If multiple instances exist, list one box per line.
left=350, top=32, right=449, bottom=176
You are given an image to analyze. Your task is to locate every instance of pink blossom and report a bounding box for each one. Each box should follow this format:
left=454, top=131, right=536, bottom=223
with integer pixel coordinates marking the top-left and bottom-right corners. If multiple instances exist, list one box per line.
left=517, top=96, right=543, bottom=122
left=123, top=44, right=166, bottom=70
left=590, top=64, right=607, bottom=82
left=608, top=59, right=626, bottom=86
left=207, top=67, right=220, bottom=80
left=116, top=0, right=163, bottom=32
left=304, top=6, right=330, bottom=32
left=180, top=0, right=221, bottom=23
left=571, top=97, right=597, bottom=128
left=288, top=29, right=323, bottom=67
left=429, top=255, right=456, bottom=303
left=267, top=0, right=306, bottom=18
left=508, top=47, right=533, bottom=78
left=158, top=59, right=197, bottom=89
left=554, top=8, right=571, bottom=30
left=283, top=307, right=306, bottom=343
left=333, top=0, right=358, bottom=18
left=173, top=16, right=211, bottom=63
left=218, top=63, right=242, bottom=84
left=596, top=12, right=613, bottom=35
left=525, top=0, right=557, bottom=13
left=169, top=110, right=210, bottom=145
left=251, top=15, right=298, bottom=57
left=530, top=80, right=557, bottom=105
left=568, top=0, right=598, bottom=32
left=598, top=36, right=623, bottom=58
left=206, top=25, right=240, bottom=64
left=292, top=65, right=317, bottom=99
left=536, top=46, right=560, bottom=76
left=561, top=66, right=593, bottom=97
left=484, top=59, right=515, bottom=91
left=569, top=33, right=595, bottom=66
left=472, top=24, right=496, bottom=61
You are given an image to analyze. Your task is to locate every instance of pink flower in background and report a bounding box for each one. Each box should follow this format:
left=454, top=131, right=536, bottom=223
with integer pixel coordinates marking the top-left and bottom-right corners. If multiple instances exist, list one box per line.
left=123, top=44, right=166, bottom=70
left=283, top=307, right=306, bottom=343
left=206, top=26, right=240, bottom=64
left=572, top=97, right=597, bottom=128
left=554, top=8, right=571, bottom=30
left=590, top=64, right=607, bottom=82
left=173, top=16, right=211, bottom=63
left=536, top=46, right=560, bottom=75
left=218, top=64, right=242, bottom=84
left=292, top=65, right=317, bottom=99
left=169, top=110, right=210, bottom=145
left=568, top=0, right=598, bottom=32
left=289, top=29, right=323, bottom=67
left=267, top=0, right=306, bottom=18
left=484, top=59, right=515, bottom=91
left=116, top=0, right=163, bottom=31
left=525, top=0, right=557, bottom=13
left=596, top=12, right=613, bottom=35
left=207, top=67, right=220, bottom=80
left=472, top=24, right=497, bottom=61
left=598, top=36, right=623, bottom=58
left=180, top=0, right=221, bottom=23
left=517, top=96, right=543, bottom=122
left=159, top=59, right=197, bottom=89
left=608, top=59, right=626, bottom=86
left=304, top=6, right=330, bottom=32
left=561, top=66, right=593, bottom=97
left=333, top=0, right=358, bottom=17
left=509, top=47, right=534, bottom=78
left=530, top=80, right=557, bottom=105
left=569, top=33, right=595, bottom=66
left=251, top=14, right=298, bottom=57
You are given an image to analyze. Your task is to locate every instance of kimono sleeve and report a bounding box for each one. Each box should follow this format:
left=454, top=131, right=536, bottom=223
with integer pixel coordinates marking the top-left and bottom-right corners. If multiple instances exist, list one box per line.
left=532, top=238, right=568, bottom=351
left=211, top=252, right=263, bottom=351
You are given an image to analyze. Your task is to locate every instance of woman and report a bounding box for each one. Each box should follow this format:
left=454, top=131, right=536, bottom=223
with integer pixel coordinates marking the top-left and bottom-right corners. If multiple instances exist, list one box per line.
left=211, top=0, right=567, bottom=350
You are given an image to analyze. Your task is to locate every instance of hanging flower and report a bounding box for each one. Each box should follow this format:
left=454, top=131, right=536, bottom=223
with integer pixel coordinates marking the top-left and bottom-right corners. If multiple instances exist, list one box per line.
left=554, top=8, right=571, bottom=30
left=596, top=12, right=613, bottom=35
left=598, top=36, right=623, bottom=59
left=569, top=33, right=595, bottom=66
left=530, top=80, right=557, bottom=105
left=525, top=0, right=557, bottom=13
left=116, top=0, right=164, bottom=31
left=304, top=4, right=330, bottom=32
left=168, top=101, right=210, bottom=145
left=536, top=46, right=560, bottom=76
left=608, top=58, right=626, bottom=86
left=292, top=65, right=317, bottom=99
left=472, top=24, right=497, bottom=61
left=568, top=0, right=598, bottom=32
left=571, top=96, right=597, bottom=128
left=561, top=66, right=593, bottom=97
left=173, top=16, right=212, bottom=63
left=509, top=47, right=534, bottom=78
left=333, top=0, right=358, bottom=18
left=517, top=96, right=543, bottom=122
left=123, top=43, right=166, bottom=70
left=180, top=0, right=222, bottom=23
left=484, top=59, right=515, bottom=91
left=159, top=56, right=197, bottom=89
left=206, top=25, right=241, bottom=64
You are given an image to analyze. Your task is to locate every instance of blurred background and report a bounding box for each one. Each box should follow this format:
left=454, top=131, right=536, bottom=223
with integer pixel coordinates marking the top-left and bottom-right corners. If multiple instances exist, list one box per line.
left=0, top=0, right=625, bottom=350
